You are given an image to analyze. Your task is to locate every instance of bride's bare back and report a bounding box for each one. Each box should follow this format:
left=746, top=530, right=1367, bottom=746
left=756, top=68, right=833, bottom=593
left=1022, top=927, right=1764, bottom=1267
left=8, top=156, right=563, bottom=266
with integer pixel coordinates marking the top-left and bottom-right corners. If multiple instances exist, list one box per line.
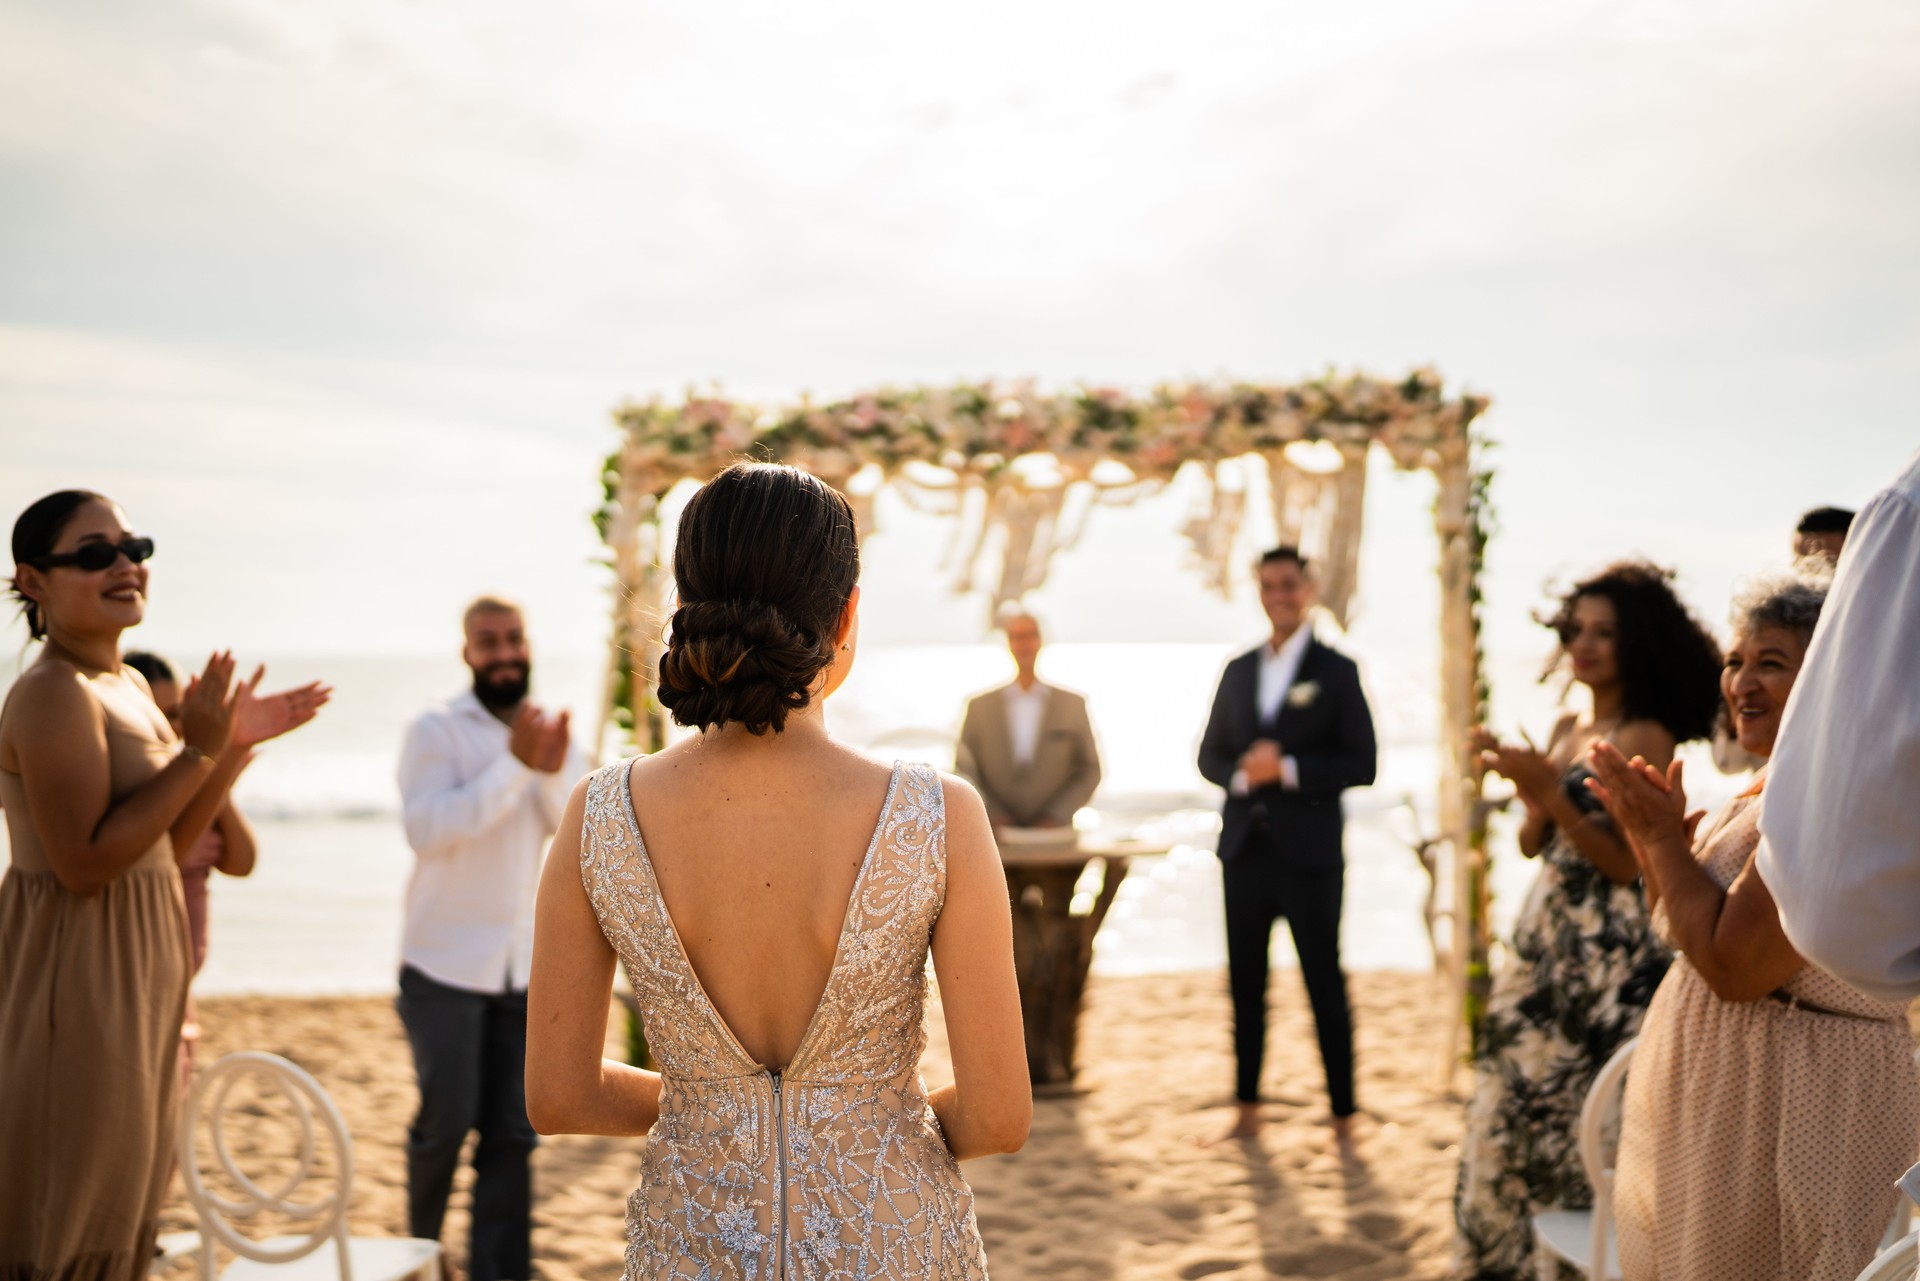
left=524, top=462, right=1027, bottom=1276
left=625, top=737, right=897, bottom=1071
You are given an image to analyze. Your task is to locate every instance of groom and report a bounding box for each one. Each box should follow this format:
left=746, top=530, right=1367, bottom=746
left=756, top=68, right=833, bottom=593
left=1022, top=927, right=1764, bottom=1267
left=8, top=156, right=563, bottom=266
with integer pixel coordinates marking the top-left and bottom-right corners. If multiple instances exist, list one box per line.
left=1198, top=546, right=1376, bottom=1144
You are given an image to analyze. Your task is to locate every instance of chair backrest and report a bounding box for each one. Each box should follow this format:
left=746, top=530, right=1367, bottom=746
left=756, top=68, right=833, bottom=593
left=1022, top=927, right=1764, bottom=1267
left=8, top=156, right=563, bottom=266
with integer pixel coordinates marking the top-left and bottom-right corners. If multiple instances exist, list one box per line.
left=1894, top=1051, right=1920, bottom=1244
left=1577, top=1036, right=1639, bottom=1277
left=178, top=1051, right=356, bottom=1281
left=1854, top=1229, right=1920, bottom=1281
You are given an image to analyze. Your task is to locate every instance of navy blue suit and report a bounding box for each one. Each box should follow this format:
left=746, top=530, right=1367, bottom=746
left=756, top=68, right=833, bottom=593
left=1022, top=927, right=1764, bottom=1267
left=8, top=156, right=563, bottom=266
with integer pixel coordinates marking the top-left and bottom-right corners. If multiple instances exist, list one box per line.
left=1198, top=635, right=1377, bottom=1113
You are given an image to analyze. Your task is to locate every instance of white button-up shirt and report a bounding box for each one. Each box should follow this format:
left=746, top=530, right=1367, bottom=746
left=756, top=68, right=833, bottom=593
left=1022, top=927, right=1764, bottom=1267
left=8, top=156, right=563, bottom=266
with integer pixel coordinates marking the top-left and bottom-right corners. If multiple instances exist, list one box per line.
left=1231, top=624, right=1312, bottom=795
left=1256, top=622, right=1314, bottom=724
left=1003, top=682, right=1049, bottom=765
left=1757, top=448, right=1920, bottom=1004
left=396, top=690, right=588, bottom=992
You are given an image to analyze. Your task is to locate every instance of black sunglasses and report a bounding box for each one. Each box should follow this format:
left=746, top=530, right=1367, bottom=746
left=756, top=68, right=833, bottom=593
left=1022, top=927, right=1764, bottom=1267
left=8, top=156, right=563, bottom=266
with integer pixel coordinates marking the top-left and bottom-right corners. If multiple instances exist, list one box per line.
left=32, top=536, right=156, bottom=573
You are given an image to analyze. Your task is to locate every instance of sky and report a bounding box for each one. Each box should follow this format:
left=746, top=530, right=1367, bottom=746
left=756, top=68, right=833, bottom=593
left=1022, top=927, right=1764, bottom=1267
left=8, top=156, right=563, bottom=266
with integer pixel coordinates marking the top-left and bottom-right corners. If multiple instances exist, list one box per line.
left=2, top=0, right=1916, bottom=693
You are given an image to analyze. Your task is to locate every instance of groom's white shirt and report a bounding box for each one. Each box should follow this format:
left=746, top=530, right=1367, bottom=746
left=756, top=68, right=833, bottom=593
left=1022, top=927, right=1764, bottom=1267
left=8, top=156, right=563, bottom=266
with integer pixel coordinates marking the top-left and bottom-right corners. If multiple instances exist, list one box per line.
left=396, top=690, right=587, bottom=992
left=1227, top=623, right=1311, bottom=796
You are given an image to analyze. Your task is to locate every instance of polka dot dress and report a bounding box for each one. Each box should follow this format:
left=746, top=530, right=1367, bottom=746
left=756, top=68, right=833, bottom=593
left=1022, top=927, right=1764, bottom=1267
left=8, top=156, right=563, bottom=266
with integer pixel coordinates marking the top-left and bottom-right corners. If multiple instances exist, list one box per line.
left=1614, top=791, right=1920, bottom=1281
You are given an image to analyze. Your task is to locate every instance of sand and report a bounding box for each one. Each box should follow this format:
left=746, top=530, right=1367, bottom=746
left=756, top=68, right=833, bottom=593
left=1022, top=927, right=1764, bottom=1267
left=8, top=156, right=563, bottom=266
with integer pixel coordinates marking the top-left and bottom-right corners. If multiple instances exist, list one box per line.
left=160, top=970, right=1467, bottom=1280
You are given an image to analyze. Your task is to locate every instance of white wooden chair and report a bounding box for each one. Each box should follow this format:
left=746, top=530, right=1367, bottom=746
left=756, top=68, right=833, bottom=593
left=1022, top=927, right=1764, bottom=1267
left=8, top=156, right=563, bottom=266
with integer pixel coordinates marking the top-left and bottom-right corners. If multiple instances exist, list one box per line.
left=1854, top=1228, right=1920, bottom=1281
left=152, top=1231, right=204, bottom=1273
left=1530, top=1037, right=1637, bottom=1280
left=178, top=1052, right=440, bottom=1281
left=1885, top=1050, right=1920, bottom=1251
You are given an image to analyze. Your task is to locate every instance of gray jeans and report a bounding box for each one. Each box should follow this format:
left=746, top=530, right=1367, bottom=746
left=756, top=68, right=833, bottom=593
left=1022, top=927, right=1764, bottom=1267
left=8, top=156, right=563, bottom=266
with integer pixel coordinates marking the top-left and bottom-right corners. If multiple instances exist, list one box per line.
left=395, top=965, right=536, bottom=1281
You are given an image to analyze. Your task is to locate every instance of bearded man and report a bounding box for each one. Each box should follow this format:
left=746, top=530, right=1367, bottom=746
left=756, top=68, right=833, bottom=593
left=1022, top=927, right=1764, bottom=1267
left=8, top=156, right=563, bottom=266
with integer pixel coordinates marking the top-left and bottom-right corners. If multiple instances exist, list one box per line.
left=394, top=595, right=584, bottom=1280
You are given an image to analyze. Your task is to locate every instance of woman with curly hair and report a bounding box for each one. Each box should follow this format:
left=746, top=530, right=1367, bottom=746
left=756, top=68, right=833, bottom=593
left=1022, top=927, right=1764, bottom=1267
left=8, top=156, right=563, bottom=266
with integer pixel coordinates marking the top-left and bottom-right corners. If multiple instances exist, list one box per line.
left=1452, top=561, right=1722, bottom=1281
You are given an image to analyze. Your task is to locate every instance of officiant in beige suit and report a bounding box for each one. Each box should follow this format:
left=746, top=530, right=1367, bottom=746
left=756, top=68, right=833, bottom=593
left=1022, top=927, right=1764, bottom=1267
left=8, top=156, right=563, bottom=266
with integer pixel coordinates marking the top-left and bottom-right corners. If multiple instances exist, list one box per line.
left=956, top=609, right=1102, bottom=829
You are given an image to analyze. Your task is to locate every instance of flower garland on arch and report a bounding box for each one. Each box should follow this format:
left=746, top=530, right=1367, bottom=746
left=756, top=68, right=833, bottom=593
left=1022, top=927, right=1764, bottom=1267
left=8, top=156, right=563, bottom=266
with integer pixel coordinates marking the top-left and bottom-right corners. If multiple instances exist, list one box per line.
left=604, top=367, right=1489, bottom=499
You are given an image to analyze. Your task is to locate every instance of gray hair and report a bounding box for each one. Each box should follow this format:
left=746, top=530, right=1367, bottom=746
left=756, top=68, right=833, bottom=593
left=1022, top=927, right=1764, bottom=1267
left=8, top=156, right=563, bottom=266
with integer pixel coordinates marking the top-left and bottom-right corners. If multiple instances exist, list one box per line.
left=1730, top=563, right=1829, bottom=645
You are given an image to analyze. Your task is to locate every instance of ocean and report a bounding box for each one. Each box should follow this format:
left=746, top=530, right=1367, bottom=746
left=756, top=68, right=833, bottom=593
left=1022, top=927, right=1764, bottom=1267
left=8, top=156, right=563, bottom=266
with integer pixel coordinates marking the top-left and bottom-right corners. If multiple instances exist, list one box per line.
left=1, top=641, right=1743, bottom=996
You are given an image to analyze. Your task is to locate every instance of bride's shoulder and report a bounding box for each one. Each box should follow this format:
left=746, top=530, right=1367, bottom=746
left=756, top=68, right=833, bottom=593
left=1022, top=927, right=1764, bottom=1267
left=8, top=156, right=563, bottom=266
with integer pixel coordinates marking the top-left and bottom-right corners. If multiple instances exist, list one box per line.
left=930, top=769, right=989, bottom=826
left=822, top=747, right=976, bottom=817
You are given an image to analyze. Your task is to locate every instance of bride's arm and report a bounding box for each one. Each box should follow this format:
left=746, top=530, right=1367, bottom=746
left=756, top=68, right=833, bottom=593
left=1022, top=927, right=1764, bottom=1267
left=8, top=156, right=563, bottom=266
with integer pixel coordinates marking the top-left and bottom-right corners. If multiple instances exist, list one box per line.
left=525, top=779, right=662, bottom=1137
left=927, top=776, right=1032, bottom=1160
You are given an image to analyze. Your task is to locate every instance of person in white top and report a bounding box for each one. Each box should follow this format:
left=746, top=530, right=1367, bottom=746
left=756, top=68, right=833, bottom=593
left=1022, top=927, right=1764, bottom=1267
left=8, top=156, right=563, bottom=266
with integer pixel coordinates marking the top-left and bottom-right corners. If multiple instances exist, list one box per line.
left=1757, top=452, right=1920, bottom=1001
left=394, top=595, right=583, bottom=1281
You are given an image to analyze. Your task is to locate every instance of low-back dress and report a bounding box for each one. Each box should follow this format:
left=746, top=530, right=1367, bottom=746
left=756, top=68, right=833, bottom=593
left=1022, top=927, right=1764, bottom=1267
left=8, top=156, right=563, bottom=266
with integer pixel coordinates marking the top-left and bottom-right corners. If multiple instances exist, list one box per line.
left=578, top=758, right=989, bottom=1280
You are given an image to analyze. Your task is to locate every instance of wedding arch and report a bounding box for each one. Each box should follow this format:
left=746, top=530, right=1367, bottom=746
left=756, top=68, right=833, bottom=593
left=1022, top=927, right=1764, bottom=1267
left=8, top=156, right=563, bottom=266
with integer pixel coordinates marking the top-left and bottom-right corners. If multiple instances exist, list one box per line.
left=593, top=368, right=1498, bottom=1061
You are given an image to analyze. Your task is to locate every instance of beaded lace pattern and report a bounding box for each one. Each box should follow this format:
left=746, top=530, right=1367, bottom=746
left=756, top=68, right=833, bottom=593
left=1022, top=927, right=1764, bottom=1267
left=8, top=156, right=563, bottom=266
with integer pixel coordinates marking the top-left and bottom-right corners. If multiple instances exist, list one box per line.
left=580, top=759, right=989, bottom=1280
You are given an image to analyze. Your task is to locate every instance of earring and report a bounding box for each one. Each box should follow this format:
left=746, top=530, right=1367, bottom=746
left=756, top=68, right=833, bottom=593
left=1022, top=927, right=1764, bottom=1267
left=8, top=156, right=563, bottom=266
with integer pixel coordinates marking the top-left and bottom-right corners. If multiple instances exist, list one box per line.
left=841, top=642, right=851, bottom=652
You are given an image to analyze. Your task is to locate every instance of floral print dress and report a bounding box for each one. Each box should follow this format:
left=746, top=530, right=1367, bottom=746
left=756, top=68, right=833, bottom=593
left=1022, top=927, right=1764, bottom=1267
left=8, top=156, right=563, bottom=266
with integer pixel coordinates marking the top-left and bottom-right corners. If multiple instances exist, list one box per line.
left=1452, top=767, right=1672, bottom=1281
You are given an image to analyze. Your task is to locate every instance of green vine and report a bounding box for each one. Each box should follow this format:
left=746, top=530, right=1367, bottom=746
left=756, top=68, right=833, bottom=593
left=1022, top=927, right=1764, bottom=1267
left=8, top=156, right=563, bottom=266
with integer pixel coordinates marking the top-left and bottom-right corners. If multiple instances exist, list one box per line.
left=1462, top=431, right=1498, bottom=1059
left=596, top=450, right=655, bottom=1070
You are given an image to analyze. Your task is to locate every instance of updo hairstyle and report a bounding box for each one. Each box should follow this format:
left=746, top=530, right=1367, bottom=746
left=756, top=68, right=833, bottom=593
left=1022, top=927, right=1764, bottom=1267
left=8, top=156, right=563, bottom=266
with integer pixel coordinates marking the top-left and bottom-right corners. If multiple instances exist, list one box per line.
left=10, top=489, right=109, bottom=641
left=656, top=463, right=859, bottom=734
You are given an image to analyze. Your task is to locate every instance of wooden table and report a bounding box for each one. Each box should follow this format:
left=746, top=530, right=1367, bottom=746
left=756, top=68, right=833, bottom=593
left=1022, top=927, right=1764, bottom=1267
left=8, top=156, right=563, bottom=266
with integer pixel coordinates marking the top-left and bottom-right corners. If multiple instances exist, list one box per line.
left=996, top=831, right=1169, bottom=1093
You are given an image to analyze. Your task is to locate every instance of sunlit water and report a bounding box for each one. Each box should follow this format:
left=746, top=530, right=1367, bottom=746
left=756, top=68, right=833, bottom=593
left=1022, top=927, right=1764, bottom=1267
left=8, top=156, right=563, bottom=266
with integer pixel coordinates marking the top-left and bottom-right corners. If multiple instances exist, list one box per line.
left=2, top=644, right=1744, bottom=995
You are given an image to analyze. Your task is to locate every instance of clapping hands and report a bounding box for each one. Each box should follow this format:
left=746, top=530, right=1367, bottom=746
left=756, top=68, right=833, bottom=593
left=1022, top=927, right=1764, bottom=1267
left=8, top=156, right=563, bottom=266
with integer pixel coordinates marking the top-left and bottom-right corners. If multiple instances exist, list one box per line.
left=231, top=666, right=333, bottom=750
left=1470, top=725, right=1559, bottom=811
left=1585, top=741, right=1704, bottom=860
left=509, top=705, right=572, bottom=773
left=179, top=651, right=242, bottom=759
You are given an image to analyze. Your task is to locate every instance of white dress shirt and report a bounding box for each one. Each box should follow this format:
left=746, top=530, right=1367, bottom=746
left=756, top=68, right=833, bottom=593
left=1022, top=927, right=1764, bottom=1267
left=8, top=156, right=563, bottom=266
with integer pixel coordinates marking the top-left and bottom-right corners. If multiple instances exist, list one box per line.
left=1003, top=682, right=1049, bottom=765
left=396, top=690, right=588, bottom=992
left=1756, top=449, right=1920, bottom=1004
left=1231, top=624, right=1312, bottom=795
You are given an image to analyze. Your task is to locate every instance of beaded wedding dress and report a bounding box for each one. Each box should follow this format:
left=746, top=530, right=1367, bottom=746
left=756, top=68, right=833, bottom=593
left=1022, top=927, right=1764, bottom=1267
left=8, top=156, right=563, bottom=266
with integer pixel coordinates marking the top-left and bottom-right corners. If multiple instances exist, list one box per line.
left=579, top=759, right=989, bottom=1280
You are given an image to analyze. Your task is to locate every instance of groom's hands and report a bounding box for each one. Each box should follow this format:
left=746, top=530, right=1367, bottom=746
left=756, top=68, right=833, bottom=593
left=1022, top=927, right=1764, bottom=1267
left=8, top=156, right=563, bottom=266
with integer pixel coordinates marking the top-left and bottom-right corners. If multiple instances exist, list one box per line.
left=1239, top=738, right=1285, bottom=788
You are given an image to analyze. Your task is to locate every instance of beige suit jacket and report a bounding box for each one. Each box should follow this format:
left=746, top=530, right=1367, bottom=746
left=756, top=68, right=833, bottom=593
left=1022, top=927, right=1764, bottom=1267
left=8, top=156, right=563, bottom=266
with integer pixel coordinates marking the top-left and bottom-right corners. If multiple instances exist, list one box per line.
left=955, top=681, right=1102, bottom=827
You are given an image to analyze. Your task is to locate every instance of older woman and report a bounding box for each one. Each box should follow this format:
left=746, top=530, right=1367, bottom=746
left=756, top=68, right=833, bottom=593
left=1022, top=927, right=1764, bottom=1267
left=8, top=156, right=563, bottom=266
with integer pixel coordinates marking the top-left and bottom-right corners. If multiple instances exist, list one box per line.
left=1591, top=571, right=1920, bottom=1281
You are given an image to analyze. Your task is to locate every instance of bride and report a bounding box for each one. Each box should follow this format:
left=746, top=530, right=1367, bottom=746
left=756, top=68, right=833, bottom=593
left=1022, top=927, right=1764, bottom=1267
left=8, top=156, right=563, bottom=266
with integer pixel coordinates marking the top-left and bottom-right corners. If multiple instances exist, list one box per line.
left=526, top=462, right=1030, bottom=1278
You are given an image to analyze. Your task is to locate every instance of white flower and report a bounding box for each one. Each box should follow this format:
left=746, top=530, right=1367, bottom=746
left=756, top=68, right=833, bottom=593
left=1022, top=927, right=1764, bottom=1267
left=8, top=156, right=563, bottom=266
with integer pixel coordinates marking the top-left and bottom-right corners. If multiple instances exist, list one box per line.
left=1286, top=680, right=1321, bottom=709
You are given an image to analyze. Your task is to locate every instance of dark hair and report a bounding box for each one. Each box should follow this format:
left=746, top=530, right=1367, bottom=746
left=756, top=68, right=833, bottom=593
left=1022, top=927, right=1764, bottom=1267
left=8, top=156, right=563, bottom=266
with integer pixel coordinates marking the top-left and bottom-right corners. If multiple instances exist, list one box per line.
left=1257, top=545, right=1312, bottom=574
left=1540, top=559, right=1722, bottom=744
left=122, top=650, right=176, bottom=687
left=1795, top=506, right=1855, bottom=536
left=10, top=489, right=110, bottom=640
left=656, top=463, right=860, bottom=734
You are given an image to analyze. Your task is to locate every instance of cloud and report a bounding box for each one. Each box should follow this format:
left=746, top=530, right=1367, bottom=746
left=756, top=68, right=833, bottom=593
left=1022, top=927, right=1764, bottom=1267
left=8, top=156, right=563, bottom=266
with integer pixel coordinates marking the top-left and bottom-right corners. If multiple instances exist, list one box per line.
left=0, top=0, right=1914, bottom=662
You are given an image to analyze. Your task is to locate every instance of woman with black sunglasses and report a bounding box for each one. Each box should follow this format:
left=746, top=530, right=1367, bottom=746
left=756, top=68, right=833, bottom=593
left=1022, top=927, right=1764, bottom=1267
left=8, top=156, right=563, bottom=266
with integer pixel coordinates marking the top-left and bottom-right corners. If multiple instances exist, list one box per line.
left=0, top=489, right=327, bottom=1279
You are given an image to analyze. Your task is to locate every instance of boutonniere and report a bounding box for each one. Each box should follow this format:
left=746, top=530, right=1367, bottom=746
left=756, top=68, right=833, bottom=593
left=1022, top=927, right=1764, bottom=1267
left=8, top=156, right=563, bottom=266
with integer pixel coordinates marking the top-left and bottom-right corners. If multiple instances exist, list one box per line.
left=1285, top=680, right=1321, bottom=709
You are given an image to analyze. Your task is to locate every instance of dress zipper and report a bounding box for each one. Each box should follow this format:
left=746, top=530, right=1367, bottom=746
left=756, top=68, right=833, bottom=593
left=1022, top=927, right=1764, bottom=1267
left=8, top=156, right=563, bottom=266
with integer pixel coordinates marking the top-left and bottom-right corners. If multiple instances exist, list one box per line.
left=772, top=1071, right=788, bottom=1279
